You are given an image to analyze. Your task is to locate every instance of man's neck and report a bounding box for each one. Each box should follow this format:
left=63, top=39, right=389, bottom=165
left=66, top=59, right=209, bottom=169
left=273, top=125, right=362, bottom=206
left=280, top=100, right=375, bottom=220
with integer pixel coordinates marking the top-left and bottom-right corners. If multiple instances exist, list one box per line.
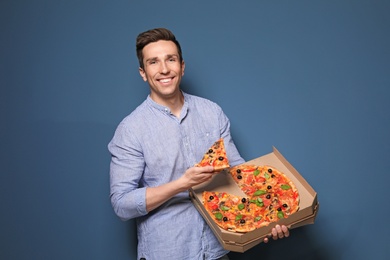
left=151, top=91, right=184, bottom=118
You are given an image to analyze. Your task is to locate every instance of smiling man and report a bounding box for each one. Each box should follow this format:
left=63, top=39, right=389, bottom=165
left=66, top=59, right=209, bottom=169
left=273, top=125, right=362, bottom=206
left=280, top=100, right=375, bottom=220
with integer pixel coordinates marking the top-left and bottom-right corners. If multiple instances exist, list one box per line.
left=108, top=28, right=289, bottom=260
left=139, top=39, right=185, bottom=118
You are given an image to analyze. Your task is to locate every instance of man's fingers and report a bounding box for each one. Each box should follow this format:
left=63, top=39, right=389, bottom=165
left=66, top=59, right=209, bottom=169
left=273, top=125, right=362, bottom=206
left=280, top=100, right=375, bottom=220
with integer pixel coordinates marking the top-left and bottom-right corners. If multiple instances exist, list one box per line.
left=281, top=225, right=290, bottom=237
left=271, top=227, right=278, bottom=240
left=275, top=225, right=284, bottom=239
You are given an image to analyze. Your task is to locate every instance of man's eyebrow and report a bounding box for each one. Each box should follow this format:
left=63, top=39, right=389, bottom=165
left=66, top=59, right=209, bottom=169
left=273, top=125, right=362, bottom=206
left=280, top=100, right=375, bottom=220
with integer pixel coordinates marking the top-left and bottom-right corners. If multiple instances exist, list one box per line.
left=145, top=54, right=179, bottom=63
left=166, top=54, right=179, bottom=59
left=145, top=57, right=158, bottom=63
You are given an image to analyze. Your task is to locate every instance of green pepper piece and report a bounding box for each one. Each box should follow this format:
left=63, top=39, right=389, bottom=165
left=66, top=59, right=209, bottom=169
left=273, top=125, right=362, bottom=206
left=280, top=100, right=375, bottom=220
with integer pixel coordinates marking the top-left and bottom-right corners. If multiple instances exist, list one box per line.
left=253, top=190, right=267, bottom=196
left=215, top=212, right=223, bottom=220
left=277, top=211, right=284, bottom=219
left=235, top=214, right=243, bottom=221
left=281, top=184, right=291, bottom=190
left=255, top=198, right=264, bottom=207
left=238, top=203, right=245, bottom=210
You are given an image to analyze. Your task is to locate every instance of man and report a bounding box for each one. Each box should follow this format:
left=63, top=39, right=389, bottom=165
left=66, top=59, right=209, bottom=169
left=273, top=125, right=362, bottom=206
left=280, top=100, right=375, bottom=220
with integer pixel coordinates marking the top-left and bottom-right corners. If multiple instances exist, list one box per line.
left=108, top=28, right=289, bottom=260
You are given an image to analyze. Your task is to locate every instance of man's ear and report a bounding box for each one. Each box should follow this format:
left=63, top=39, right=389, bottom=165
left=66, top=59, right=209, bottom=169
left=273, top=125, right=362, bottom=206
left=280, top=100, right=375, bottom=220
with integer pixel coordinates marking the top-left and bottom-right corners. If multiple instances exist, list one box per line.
left=181, top=60, right=185, bottom=76
left=139, top=67, right=147, bottom=82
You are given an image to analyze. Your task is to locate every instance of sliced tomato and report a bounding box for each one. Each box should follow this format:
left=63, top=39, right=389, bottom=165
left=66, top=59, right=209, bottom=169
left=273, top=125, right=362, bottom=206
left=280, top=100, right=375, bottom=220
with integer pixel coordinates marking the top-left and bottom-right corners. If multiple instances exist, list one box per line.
left=245, top=175, right=254, bottom=185
left=208, top=202, right=219, bottom=211
left=241, top=167, right=257, bottom=173
left=242, top=185, right=257, bottom=196
left=255, top=176, right=266, bottom=183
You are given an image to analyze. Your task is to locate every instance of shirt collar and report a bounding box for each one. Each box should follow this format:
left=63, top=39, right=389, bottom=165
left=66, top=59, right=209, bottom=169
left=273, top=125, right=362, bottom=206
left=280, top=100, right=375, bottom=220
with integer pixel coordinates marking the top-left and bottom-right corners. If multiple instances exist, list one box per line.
left=146, top=91, right=189, bottom=117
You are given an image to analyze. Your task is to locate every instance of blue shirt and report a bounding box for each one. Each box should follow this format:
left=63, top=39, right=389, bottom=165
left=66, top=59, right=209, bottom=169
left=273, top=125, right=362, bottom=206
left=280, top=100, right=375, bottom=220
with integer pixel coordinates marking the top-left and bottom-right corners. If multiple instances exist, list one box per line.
left=108, top=92, right=244, bottom=260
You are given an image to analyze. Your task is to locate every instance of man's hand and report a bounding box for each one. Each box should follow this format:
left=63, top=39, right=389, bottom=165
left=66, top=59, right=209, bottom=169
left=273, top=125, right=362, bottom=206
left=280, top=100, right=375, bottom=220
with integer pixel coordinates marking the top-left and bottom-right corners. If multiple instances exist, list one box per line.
left=263, top=225, right=290, bottom=243
left=180, top=166, right=216, bottom=188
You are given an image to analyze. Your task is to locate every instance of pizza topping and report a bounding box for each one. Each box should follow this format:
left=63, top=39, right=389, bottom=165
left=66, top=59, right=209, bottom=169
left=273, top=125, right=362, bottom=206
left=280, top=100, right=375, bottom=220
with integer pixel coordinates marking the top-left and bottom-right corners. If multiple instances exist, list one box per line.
left=253, top=190, right=267, bottom=196
left=215, top=212, right=223, bottom=220
left=221, top=206, right=230, bottom=211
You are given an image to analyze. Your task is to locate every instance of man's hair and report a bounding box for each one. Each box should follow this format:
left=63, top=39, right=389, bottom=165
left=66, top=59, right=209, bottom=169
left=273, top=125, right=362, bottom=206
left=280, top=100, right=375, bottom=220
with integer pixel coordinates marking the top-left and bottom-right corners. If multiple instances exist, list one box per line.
left=136, top=28, right=183, bottom=69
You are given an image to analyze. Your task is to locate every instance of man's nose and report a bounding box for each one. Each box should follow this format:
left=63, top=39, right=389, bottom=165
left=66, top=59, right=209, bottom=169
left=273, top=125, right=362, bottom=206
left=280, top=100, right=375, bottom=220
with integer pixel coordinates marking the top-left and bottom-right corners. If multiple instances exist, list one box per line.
left=160, top=62, right=169, bottom=74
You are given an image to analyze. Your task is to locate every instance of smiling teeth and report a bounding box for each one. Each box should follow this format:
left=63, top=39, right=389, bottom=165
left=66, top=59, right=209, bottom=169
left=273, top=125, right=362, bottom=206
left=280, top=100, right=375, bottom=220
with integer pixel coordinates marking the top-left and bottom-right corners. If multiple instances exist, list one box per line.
left=160, top=78, right=171, bottom=83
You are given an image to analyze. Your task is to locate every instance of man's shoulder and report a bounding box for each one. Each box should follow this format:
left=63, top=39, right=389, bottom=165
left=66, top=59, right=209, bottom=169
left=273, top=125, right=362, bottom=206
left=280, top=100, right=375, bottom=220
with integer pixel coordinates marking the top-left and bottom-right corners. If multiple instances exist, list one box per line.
left=116, top=99, right=151, bottom=126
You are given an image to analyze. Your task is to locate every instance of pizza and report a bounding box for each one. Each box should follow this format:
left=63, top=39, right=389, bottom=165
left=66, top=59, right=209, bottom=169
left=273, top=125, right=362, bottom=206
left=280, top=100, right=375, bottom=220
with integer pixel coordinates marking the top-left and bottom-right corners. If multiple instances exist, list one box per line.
left=229, top=165, right=300, bottom=219
left=202, top=164, right=299, bottom=232
left=195, top=138, right=230, bottom=172
left=203, top=191, right=270, bottom=232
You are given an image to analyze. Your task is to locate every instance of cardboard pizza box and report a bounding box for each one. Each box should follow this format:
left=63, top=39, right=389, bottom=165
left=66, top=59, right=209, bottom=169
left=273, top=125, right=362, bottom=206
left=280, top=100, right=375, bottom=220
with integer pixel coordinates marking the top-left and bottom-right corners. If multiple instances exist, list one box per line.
left=189, top=147, right=319, bottom=253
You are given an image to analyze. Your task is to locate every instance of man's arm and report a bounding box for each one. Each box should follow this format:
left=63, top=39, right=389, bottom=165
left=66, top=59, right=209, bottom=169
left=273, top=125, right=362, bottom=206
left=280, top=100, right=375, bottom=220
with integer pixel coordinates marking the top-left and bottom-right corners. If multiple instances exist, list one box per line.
left=145, top=166, right=215, bottom=212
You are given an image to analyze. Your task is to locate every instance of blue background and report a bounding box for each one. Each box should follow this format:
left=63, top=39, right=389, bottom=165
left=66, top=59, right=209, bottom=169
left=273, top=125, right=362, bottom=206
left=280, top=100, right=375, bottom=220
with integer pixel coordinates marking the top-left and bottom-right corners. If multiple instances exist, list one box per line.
left=1, top=1, right=389, bottom=259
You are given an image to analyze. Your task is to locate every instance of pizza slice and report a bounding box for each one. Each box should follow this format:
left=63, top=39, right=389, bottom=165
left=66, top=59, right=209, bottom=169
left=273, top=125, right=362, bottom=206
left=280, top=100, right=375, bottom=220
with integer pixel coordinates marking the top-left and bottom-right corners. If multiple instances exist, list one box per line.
left=195, top=138, right=230, bottom=172
left=202, top=191, right=266, bottom=232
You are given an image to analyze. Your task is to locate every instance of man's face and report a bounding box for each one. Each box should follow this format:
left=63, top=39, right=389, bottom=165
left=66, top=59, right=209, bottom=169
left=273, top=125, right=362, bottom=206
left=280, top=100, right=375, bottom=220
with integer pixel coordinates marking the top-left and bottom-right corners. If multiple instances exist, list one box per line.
left=139, top=40, right=185, bottom=103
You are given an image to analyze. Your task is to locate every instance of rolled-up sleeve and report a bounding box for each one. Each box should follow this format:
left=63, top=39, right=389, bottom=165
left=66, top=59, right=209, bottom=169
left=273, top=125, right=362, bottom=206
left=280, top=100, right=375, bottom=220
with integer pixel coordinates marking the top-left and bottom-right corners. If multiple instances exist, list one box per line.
left=108, top=121, right=148, bottom=221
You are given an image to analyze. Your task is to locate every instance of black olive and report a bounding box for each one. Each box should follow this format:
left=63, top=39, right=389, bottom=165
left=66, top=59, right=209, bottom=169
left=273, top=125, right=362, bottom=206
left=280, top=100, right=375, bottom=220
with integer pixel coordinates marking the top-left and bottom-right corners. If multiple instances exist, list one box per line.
left=208, top=149, right=213, bottom=153
left=277, top=207, right=282, bottom=211
left=269, top=205, right=273, bottom=210
left=271, top=174, right=275, bottom=178
left=267, top=185, right=272, bottom=189
left=223, top=217, right=228, bottom=222
left=240, top=219, right=246, bottom=224
left=283, top=204, right=288, bottom=208
left=241, top=198, right=246, bottom=203
left=268, top=168, right=273, bottom=173
left=209, top=196, right=214, bottom=200
left=266, top=194, right=271, bottom=199
left=236, top=169, right=241, bottom=174
left=237, top=175, right=242, bottom=179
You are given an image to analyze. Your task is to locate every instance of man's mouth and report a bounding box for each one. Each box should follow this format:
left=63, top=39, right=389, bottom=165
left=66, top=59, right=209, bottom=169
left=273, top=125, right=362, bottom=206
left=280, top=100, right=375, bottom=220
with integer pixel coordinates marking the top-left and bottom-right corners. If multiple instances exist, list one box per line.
left=158, top=77, right=173, bottom=84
